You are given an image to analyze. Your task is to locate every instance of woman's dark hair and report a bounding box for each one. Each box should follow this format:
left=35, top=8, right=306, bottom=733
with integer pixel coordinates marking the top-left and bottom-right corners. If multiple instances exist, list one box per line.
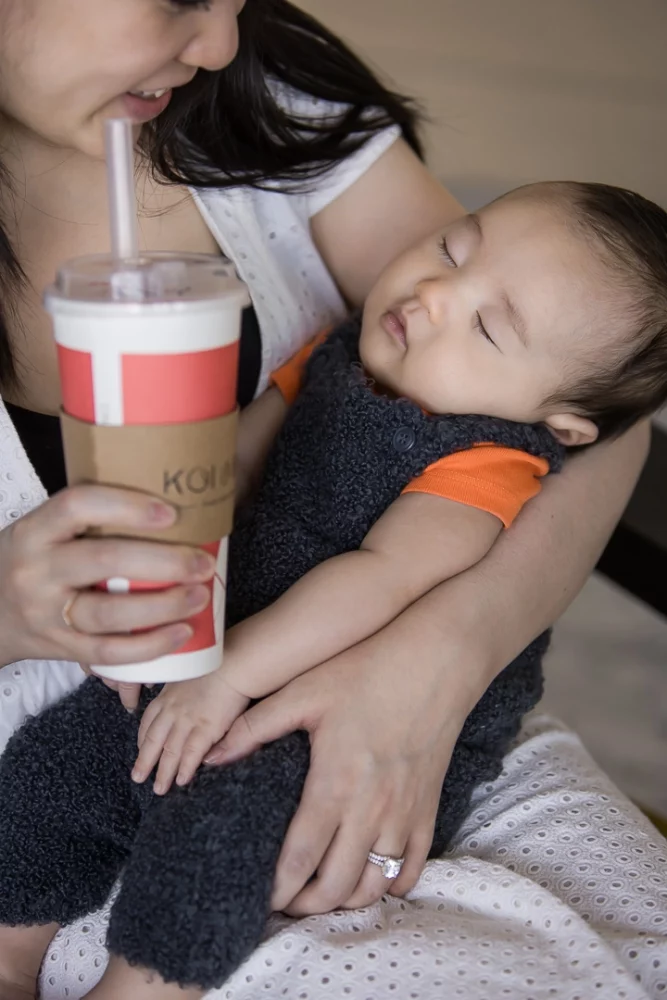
left=0, top=0, right=423, bottom=387
left=145, top=0, right=423, bottom=189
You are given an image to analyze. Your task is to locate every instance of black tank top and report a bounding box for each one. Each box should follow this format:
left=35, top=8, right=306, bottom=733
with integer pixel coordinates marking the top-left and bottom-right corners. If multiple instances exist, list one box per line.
left=5, top=304, right=262, bottom=498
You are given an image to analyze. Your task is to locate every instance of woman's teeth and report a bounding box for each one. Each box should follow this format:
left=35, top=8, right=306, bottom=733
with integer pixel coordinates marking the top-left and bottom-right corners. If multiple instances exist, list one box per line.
left=129, top=88, right=169, bottom=100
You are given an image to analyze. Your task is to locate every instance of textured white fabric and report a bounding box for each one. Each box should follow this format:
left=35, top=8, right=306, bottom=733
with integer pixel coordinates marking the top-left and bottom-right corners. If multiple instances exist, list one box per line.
left=35, top=715, right=667, bottom=1000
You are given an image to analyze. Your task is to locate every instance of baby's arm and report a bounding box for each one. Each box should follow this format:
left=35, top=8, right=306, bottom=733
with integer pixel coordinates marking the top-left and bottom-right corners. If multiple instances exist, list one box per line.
left=133, top=493, right=500, bottom=793
left=221, top=492, right=502, bottom=697
left=235, top=386, right=288, bottom=504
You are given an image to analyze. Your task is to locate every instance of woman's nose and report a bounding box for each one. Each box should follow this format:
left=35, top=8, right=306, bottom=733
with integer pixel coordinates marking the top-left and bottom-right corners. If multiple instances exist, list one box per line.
left=179, top=3, right=242, bottom=73
left=415, top=277, right=449, bottom=325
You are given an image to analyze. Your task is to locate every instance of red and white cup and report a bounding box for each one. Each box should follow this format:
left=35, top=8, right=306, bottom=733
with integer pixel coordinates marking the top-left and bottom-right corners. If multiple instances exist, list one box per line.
left=44, top=252, right=249, bottom=683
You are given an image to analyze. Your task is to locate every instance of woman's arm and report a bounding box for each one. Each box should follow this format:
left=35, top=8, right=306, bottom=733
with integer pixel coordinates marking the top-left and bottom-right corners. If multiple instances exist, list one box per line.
left=433, top=427, right=649, bottom=680
left=310, top=139, right=466, bottom=306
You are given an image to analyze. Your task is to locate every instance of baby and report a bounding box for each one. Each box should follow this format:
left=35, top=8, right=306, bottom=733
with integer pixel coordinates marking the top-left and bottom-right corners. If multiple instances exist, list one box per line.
left=1, top=180, right=666, bottom=997
left=133, top=178, right=667, bottom=792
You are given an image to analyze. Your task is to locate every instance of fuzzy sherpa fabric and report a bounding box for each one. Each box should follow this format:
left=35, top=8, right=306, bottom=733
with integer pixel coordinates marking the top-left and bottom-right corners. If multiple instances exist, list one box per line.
left=0, top=314, right=563, bottom=989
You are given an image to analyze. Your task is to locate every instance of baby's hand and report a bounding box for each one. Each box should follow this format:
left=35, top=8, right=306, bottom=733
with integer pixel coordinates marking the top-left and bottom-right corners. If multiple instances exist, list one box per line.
left=132, top=672, right=250, bottom=794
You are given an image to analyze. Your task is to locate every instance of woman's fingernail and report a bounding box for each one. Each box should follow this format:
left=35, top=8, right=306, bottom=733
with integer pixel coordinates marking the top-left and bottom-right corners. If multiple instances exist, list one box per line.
left=148, top=502, right=176, bottom=525
left=170, top=624, right=193, bottom=649
left=186, top=585, right=209, bottom=610
left=191, top=552, right=215, bottom=578
left=131, top=769, right=144, bottom=783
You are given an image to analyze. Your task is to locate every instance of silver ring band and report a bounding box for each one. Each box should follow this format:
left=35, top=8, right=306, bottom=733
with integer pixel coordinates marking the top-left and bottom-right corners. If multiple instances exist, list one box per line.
left=367, top=851, right=405, bottom=880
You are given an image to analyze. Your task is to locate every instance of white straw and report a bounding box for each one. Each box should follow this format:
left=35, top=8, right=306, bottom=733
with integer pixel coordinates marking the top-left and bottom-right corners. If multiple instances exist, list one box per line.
left=104, top=119, right=139, bottom=261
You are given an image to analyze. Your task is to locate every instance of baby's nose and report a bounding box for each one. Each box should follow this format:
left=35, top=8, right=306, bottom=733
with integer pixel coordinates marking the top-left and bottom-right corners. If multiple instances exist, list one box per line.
left=415, top=277, right=449, bottom=324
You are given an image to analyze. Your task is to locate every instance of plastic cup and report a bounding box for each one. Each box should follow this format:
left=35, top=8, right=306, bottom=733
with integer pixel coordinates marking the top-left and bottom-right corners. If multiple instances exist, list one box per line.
left=44, top=252, right=249, bottom=683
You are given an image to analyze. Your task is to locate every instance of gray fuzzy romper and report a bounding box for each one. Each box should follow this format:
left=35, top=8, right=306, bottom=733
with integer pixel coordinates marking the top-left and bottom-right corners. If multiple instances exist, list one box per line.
left=0, top=316, right=563, bottom=989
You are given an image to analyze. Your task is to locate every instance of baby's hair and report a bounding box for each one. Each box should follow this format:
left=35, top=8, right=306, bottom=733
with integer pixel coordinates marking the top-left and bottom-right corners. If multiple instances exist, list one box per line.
left=536, top=181, right=667, bottom=441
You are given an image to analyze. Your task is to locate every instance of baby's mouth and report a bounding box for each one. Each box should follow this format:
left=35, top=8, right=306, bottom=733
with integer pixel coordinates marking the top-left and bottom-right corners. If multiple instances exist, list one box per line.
left=381, top=309, right=408, bottom=348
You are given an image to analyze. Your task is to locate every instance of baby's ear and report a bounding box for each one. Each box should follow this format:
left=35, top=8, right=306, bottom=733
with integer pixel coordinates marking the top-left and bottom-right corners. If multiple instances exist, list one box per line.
left=545, top=412, right=599, bottom=447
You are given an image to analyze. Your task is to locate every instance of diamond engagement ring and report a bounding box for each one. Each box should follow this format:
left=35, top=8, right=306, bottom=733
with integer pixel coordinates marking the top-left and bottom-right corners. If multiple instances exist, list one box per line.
left=367, top=851, right=405, bottom=880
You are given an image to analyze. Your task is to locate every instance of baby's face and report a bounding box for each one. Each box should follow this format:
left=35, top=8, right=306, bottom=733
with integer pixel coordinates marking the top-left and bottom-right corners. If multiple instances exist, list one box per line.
left=360, top=193, right=609, bottom=431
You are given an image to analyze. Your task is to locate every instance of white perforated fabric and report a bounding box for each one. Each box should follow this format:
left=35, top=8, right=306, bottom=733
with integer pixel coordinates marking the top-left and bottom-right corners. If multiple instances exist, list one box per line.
left=33, top=715, right=667, bottom=1000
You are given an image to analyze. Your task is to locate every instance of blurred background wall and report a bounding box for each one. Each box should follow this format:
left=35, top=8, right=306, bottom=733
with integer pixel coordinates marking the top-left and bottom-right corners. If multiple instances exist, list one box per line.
left=298, top=0, right=667, bottom=813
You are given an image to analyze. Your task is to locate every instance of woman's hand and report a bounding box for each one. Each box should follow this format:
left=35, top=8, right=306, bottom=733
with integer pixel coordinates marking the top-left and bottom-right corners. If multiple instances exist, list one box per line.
left=206, top=618, right=482, bottom=916
left=0, top=484, right=214, bottom=673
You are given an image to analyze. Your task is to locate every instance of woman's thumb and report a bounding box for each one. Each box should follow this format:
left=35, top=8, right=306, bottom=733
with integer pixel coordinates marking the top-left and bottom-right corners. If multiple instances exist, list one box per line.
left=204, top=689, right=306, bottom=765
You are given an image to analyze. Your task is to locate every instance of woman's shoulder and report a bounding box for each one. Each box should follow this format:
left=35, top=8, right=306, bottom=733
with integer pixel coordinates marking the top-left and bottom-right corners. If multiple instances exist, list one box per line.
left=266, top=81, right=401, bottom=217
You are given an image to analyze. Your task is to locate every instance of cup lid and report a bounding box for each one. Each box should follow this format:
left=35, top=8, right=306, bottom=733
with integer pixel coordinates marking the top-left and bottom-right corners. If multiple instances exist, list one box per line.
left=45, top=252, right=248, bottom=305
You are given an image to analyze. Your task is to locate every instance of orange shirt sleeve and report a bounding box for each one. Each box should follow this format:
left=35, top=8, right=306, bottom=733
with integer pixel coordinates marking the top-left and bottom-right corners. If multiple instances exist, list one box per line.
left=270, top=330, right=330, bottom=405
left=402, top=443, right=550, bottom=528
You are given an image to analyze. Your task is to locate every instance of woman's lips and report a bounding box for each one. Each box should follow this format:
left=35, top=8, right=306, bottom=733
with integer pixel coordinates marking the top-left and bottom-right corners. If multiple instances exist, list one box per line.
left=381, top=310, right=407, bottom=348
left=122, top=89, right=173, bottom=122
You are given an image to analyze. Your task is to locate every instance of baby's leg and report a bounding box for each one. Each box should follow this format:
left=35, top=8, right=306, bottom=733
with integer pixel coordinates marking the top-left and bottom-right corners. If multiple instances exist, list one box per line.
left=82, top=955, right=205, bottom=1000
left=0, top=678, right=143, bottom=998
left=105, top=731, right=310, bottom=992
left=0, top=924, right=60, bottom=1000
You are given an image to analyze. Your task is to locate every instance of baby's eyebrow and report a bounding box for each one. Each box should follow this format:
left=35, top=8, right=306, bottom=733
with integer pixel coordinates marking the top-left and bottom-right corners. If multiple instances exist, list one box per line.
left=461, top=214, right=529, bottom=346
left=501, top=290, right=529, bottom=347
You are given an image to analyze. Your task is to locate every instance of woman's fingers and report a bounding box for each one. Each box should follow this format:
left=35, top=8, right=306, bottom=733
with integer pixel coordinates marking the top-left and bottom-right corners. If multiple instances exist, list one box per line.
left=116, top=682, right=143, bottom=712
left=270, top=772, right=341, bottom=913
left=205, top=684, right=312, bottom=764
left=341, top=818, right=434, bottom=910
left=281, top=816, right=380, bottom=918
left=279, top=771, right=408, bottom=916
left=53, top=537, right=215, bottom=591
left=70, top=621, right=192, bottom=669
left=388, top=819, right=437, bottom=898
left=340, top=827, right=411, bottom=911
left=66, top=583, right=210, bottom=635
left=18, top=485, right=176, bottom=549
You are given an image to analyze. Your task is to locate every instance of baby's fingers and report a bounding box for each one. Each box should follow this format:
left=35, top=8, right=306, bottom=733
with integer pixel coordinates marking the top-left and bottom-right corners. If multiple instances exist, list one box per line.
left=153, top=724, right=195, bottom=795
left=132, top=711, right=174, bottom=784
left=176, top=728, right=219, bottom=788
left=137, top=698, right=163, bottom=747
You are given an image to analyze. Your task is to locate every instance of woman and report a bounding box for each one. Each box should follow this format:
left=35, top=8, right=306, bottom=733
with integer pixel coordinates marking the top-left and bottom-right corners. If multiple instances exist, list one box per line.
left=0, top=0, right=651, bottom=997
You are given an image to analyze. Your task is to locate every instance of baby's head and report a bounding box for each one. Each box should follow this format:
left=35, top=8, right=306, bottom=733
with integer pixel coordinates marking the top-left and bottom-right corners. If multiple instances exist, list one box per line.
left=360, top=181, right=667, bottom=445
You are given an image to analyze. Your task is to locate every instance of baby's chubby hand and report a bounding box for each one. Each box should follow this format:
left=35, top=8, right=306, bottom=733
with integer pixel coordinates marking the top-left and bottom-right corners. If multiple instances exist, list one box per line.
left=132, top=671, right=250, bottom=794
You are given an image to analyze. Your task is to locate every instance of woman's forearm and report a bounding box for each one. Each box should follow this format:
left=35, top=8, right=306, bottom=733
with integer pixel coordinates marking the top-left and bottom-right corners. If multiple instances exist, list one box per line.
left=386, top=421, right=650, bottom=702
